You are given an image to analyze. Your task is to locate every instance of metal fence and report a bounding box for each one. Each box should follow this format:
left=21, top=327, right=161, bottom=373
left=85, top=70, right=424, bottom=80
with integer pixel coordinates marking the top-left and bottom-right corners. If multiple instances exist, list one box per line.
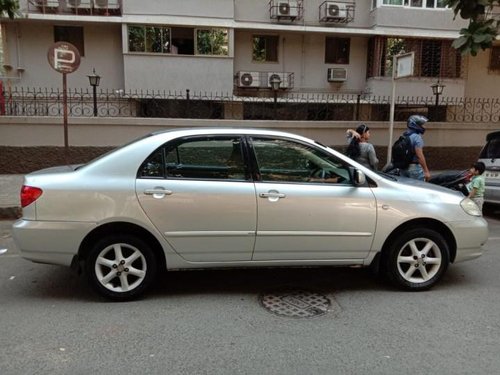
left=1, top=87, right=499, bottom=123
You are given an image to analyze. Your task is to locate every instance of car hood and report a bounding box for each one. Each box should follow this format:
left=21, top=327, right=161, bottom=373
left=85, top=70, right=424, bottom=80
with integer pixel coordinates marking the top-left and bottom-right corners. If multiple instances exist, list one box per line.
left=379, top=173, right=464, bottom=198
left=395, top=176, right=464, bottom=198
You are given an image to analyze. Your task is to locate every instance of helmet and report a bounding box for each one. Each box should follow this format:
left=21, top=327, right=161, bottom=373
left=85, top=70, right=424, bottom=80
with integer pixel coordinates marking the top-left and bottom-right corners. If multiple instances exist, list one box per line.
left=407, top=115, right=428, bottom=134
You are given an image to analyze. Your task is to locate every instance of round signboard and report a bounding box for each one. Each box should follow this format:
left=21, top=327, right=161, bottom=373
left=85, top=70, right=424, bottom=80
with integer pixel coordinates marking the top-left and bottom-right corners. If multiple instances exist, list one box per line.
left=47, top=42, right=81, bottom=74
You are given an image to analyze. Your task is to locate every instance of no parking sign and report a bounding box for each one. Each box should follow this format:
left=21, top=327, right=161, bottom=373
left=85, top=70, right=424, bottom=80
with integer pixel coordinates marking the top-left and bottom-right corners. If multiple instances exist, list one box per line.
left=47, top=42, right=81, bottom=154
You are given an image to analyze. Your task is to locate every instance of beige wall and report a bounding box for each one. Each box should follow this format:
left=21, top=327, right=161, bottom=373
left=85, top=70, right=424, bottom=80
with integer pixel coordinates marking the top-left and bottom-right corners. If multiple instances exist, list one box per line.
left=3, top=22, right=124, bottom=90
left=0, top=116, right=495, bottom=148
left=465, top=49, right=500, bottom=98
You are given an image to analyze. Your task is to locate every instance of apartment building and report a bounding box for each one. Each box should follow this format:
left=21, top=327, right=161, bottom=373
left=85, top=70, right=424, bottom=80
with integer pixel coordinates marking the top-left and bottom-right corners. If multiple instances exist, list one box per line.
left=0, top=0, right=499, bottom=99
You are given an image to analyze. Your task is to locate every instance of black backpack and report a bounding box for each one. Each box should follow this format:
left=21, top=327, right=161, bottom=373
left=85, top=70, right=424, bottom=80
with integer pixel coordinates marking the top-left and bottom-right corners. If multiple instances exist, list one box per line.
left=391, top=135, right=414, bottom=169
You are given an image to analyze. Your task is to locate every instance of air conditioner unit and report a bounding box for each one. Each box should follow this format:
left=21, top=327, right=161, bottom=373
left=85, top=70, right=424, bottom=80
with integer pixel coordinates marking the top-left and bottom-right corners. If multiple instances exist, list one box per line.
left=238, top=72, right=261, bottom=88
left=276, top=1, right=298, bottom=18
left=67, top=0, right=91, bottom=8
left=327, top=68, right=347, bottom=82
left=93, top=0, right=120, bottom=9
left=325, top=2, right=348, bottom=20
left=267, top=73, right=290, bottom=89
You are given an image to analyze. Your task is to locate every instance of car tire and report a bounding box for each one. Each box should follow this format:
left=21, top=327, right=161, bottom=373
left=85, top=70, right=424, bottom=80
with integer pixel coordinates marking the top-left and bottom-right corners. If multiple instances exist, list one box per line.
left=86, top=234, right=157, bottom=301
left=383, top=228, right=450, bottom=291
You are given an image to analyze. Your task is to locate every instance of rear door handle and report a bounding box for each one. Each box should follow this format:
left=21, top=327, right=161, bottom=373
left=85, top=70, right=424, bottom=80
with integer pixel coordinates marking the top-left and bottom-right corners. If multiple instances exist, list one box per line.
left=144, top=188, right=173, bottom=198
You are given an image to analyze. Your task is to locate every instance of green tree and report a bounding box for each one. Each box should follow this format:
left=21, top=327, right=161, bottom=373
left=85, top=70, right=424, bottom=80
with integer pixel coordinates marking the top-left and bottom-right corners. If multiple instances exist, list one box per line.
left=0, top=0, right=19, bottom=19
left=444, top=0, right=500, bottom=55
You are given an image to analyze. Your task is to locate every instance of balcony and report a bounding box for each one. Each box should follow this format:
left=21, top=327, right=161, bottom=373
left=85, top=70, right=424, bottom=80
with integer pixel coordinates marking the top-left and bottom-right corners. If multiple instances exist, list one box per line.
left=26, top=0, right=122, bottom=16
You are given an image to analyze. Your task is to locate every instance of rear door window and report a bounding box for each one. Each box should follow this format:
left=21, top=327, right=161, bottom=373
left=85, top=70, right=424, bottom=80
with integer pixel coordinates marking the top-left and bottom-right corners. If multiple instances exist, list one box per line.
left=138, top=136, right=249, bottom=181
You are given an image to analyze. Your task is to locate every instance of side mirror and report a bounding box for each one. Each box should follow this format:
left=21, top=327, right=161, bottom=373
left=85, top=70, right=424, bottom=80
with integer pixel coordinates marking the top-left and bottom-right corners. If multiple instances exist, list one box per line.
left=354, top=169, right=366, bottom=186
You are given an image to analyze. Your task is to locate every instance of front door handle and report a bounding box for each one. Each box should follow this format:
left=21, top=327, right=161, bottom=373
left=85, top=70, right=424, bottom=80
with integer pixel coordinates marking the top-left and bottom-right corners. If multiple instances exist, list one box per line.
left=259, top=190, right=286, bottom=202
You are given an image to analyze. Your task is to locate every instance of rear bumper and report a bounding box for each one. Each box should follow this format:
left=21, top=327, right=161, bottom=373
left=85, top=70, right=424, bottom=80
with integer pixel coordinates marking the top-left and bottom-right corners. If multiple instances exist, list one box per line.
left=485, top=184, right=500, bottom=204
left=12, top=219, right=95, bottom=267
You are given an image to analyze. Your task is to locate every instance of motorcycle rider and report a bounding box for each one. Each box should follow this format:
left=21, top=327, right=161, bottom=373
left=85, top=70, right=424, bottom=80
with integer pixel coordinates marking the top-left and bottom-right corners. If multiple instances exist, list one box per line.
left=400, top=115, right=431, bottom=181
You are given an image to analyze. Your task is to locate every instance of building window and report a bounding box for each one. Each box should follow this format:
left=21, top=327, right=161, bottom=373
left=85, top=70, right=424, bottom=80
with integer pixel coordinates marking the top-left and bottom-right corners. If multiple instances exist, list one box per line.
left=128, top=25, right=228, bottom=56
left=54, top=26, right=84, bottom=56
left=325, top=37, right=350, bottom=64
left=252, top=35, right=279, bottom=62
left=381, top=0, right=445, bottom=7
left=128, top=25, right=171, bottom=53
left=196, top=29, right=228, bottom=56
left=367, top=36, right=462, bottom=78
left=490, top=46, right=500, bottom=71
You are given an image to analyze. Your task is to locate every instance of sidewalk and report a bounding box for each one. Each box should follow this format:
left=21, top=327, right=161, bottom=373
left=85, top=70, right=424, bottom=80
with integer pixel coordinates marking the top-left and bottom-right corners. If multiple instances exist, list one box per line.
left=0, top=175, right=23, bottom=220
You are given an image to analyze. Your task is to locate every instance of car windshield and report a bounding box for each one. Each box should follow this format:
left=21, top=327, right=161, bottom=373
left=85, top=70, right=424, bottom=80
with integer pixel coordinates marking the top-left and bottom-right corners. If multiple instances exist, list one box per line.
left=375, top=171, right=398, bottom=181
left=479, top=137, right=500, bottom=159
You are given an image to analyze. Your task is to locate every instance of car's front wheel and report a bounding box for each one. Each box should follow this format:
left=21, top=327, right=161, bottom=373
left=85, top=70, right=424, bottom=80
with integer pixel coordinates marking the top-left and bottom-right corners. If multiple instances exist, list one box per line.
left=86, top=235, right=157, bottom=301
left=383, top=228, right=450, bottom=291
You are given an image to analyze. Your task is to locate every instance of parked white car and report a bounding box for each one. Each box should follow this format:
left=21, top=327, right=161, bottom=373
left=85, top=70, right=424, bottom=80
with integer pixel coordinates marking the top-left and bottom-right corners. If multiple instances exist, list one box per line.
left=478, top=130, right=500, bottom=204
left=12, top=128, right=488, bottom=300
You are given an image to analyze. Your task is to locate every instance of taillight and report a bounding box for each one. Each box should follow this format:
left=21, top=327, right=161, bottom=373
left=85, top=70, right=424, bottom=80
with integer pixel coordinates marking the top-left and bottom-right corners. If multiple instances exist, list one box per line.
left=20, top=185, right=43, bottom=208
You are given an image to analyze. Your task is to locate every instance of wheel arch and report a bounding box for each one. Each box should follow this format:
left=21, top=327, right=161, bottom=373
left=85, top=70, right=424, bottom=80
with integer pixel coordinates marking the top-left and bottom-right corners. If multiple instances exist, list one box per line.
left=77, top=222, right=167, bottom=271
left=379, top=218, right=457, bottom=265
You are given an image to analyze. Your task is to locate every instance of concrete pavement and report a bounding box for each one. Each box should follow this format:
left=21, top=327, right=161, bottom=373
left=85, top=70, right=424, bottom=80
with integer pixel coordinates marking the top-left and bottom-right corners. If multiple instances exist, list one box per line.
left=0, top=175, right=23, bottom=219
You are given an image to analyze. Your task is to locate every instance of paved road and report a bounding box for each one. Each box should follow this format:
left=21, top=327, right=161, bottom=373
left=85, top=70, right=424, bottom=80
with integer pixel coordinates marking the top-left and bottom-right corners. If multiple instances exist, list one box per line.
left=1, top=212, right=500, bottom=375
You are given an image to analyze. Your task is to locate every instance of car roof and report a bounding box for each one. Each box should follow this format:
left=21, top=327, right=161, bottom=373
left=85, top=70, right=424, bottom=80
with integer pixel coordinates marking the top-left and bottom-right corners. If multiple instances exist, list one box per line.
left=148, top=127, right=319, bottom=143
left=151, top=127, right=302, bottom=137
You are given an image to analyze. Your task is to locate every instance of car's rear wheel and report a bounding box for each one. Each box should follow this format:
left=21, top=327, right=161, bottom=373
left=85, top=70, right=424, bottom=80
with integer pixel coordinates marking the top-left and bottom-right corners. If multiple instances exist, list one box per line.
left=383, top=228, right=449, bottom=291
left=86, top=235, right=157, bottom=301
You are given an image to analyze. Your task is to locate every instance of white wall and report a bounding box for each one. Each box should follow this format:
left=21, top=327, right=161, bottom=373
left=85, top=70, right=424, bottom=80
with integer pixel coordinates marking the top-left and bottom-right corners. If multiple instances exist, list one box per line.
left=369, top=6, right=467, bottom=31
left=123, top=0, right=234, bottom=19
left=123, top=54, right=234, bottom=93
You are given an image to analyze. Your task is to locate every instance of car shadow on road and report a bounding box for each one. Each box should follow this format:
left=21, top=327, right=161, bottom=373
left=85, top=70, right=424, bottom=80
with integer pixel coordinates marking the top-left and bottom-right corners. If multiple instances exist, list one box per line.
left=151, top=266, right=386, bottom=298
left=15, top=262, right=478, bottom=302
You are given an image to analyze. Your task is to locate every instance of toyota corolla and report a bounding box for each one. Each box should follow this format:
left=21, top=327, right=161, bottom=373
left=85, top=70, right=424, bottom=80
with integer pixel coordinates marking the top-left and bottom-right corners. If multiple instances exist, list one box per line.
left=12, top=128, right=488, bottom=300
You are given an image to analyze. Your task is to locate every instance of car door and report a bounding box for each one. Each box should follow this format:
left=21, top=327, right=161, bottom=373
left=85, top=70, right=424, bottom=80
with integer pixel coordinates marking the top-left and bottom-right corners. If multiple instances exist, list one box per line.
left=249, top=136, right=377, bottom=261
left=136, top=135, right=257, bottom=262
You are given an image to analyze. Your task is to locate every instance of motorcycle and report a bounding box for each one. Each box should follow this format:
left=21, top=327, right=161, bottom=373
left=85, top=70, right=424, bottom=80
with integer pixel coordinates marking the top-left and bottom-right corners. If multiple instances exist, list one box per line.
left=382, top=165, right=471, bottom=196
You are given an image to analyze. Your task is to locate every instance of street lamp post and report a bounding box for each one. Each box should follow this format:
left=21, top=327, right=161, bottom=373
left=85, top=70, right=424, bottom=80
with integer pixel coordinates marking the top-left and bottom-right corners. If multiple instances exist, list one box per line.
left=270, top=75, right=281, bottom=119
left=431, top=80, right=445, bottom=120
left=87, top=68, right=101, bottom=117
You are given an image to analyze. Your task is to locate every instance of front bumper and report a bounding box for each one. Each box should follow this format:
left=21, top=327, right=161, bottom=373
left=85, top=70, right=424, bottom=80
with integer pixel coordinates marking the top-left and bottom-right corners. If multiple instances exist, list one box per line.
left=448, top=217, right=489, bottom=263
left=12, top=219, right=95, bottom=267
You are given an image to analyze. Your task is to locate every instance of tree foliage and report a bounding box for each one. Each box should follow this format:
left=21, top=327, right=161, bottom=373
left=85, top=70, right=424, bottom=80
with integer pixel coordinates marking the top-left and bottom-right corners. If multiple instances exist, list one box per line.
left=0, top=0, right=19, bottom=19
left=444, top=0, right=500, bottom=55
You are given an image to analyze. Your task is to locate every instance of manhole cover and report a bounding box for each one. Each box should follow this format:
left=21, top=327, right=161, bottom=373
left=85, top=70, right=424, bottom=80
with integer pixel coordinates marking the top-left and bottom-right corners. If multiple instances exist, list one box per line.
left=260, top=289, right=331, bottom=318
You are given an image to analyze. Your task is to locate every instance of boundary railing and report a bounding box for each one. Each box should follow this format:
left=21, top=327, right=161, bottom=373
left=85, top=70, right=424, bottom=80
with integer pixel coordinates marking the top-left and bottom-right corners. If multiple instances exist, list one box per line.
left=1, top=88, right=499, bottom=123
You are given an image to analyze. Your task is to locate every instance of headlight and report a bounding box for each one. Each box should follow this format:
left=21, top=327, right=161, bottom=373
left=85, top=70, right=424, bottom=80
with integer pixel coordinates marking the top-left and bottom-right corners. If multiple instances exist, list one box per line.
left=460, top=198, right=482, bottom=216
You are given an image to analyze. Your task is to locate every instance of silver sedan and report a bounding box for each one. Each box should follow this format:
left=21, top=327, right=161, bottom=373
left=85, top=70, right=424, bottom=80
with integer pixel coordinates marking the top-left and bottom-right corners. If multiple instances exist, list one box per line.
left=12, top=128, right=488, bottom=300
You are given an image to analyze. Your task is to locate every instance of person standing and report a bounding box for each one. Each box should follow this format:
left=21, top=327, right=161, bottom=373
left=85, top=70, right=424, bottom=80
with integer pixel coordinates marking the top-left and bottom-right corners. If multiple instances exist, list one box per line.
left=400, top=115, right=431, bottom=181
left=345, top=124, right=379, bottom=170
left=467, top=161, right=486, bottom=213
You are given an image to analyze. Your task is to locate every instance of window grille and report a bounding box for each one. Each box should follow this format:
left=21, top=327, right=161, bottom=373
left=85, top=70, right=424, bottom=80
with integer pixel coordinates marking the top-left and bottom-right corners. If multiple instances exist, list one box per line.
left=367, top=36, right=464, bottom=79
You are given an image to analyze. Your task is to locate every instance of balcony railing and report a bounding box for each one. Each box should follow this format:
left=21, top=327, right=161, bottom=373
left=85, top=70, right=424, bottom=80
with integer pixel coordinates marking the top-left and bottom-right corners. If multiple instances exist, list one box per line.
left=26, top=0, right=122, bottom=16
left=1, top=87, right=499, bottom=123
